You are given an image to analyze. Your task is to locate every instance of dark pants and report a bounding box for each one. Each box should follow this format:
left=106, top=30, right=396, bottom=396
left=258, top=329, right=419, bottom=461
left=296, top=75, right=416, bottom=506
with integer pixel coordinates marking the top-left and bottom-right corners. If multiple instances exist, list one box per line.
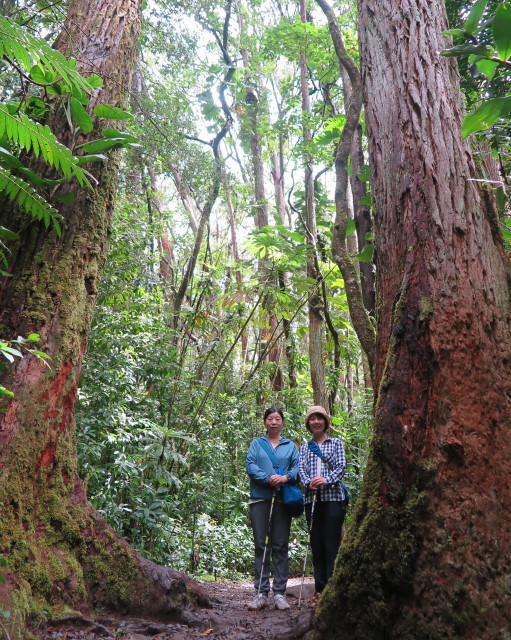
left=306, top=500, right=346, bottom=593
left=250, top=500, right=292, bottom=594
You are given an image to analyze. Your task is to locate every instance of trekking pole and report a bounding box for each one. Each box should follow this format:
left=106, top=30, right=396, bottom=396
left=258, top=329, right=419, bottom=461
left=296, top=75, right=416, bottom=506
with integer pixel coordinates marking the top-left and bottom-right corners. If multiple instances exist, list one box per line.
left=256, top=489, right=276, bottom=598
left=298, top=490, right=318, bottom=606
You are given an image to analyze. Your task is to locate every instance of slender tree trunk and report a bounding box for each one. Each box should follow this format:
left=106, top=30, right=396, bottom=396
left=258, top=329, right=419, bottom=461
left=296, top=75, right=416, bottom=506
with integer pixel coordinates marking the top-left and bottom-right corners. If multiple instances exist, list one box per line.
left=223, top=169, right=248, bottom=362
left=300, top=0, right=328, bottom=408
left=240, top=39, right=283, bottom=391
left=146, top=165, right=175, bottom=296
left=314, top=0, right=511, bottom=638
left=316, top=0, right=376, bottom=380
left=351, top=123, right=375, bottom=316
left=0, top=0, right=208, bottom=634
left=172, top=3, right=234, bottom=332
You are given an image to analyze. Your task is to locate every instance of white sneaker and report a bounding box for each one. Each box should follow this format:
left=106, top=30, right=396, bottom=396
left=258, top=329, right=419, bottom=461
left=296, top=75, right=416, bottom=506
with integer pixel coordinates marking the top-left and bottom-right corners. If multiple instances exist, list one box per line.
left=274, top=594, right=290, bottom=610
left=248, top=593, right=268, bottom=610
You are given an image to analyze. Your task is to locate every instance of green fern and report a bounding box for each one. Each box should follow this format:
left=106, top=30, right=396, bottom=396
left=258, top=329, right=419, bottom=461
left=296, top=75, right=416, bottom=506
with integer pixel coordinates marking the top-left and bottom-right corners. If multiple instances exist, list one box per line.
left=0, top=17, right=98, bottom=94
left=0, top=104, right=90, bottom=186
left=0, top=167, right=61, bottom=234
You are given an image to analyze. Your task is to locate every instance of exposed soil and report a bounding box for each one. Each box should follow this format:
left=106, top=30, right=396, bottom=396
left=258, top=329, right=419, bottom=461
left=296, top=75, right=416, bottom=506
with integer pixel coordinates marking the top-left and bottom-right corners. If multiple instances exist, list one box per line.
left=33, top=578, right=316, bottom=640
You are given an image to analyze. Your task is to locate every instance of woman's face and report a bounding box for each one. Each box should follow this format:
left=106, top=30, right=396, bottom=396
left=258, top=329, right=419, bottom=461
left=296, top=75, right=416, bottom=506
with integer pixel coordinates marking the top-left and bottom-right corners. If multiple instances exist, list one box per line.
left=308, top=413, right=327, bottom=437
left=265, top=411, right=284, bottom=438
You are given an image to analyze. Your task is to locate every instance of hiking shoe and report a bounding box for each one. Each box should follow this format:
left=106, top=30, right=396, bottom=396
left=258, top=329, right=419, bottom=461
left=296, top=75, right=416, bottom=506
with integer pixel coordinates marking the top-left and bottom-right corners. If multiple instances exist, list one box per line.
left=248, top=593, right=268, bottom=610
left=274, top=594, right=290, bottom=610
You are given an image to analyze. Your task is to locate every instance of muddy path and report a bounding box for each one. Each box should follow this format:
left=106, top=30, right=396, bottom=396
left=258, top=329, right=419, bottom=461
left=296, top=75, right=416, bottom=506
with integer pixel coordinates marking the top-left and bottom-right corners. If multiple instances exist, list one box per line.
left=34, top=578, right=316, bottom=640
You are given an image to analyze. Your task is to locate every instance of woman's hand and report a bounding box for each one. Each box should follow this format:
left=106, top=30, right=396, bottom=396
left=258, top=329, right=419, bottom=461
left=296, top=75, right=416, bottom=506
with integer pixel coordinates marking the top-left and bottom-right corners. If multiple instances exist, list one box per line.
left=309, top=476, right=327, bottom=490
left=269, top=474, right=289, bottom=487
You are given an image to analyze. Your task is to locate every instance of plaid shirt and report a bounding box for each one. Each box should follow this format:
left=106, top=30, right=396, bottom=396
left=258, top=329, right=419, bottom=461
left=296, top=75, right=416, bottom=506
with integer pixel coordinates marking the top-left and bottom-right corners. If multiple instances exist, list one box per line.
left=298, top=436, right=346, bottom=503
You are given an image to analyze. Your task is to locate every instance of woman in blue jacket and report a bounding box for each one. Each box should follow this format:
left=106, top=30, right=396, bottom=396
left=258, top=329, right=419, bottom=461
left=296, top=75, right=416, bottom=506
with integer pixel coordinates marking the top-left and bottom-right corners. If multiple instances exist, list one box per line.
left=245, top=407, right=299, bottom=611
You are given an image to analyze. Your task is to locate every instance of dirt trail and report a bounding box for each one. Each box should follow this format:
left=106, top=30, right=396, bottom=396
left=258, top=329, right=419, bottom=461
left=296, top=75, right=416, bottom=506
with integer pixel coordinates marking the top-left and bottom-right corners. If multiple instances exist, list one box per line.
left=34, top=578, right=316, bottom=640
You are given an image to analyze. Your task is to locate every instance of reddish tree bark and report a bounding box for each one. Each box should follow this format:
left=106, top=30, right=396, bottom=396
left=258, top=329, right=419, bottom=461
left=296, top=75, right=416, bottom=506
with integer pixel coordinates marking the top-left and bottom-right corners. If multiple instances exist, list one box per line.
left=0, top=0, right=208, bottom=635
left=314, top=0, right=511, bottom=638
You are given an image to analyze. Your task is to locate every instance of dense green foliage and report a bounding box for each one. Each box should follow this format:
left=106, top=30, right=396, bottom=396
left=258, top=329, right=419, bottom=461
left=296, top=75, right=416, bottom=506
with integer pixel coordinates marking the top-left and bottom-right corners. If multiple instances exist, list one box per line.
left=74, top=0, right=510, bottom=579
left=77, top=190, right=372, bottom=576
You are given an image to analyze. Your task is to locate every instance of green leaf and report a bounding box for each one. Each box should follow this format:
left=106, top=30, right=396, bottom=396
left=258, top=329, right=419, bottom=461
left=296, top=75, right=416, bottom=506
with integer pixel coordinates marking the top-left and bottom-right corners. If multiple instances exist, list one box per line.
left=0, top=167, right=62, bottom=233
left=0, top=226, right=19, bottom=240
left=25, top=96, right=47, bottom=118
left=357, top=165, right=370, bottom=183
left=0, top=146, right=23, bottom=169
left=441, top=43, right=492, bottom=57
left=494, top=2, right=511, bottom=62
left=0, top=17, right=96, bottom=94
left=0, top=386, right=14, bottom=397
left=71, top=86, right=89, bottom=105
left=29, top=64, right=47, bottom=84
left=70, top=97, right=94, bottom=133
left=359, top=194, right=372, bottom=206
left=462, top=96, right=511, bottom=138
left=86, top=74, right=103, bottom=88
left=496, top=186, right=507, bottom=216
left=464, top=0, right=488, bottom=35
left=76, top=153, right=107, bottom=166
left=17, top=167, right=67, bottom=189
left=80, top=138, right=126, bottom=154
left=0, top=103, right=90, bottom=186
left=32, top=350, right=50, bottom=359
left=27, top=333, right=39, bottom=342
left=442, top=28, right=466, bottom=36
left=94, top=105, right=132, bottom=120
left=346, top=219, right=356, bottom=236
left=2, top=346, right=22, bottom=358
left=355, top=244, right=374, bottom=262
left=474, top=58, right=499, bottom=80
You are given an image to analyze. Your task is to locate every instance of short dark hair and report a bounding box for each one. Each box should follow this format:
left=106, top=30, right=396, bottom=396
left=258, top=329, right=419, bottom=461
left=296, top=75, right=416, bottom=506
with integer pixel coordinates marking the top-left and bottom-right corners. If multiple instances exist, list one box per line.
left=263, top=407, right=284, bottom=421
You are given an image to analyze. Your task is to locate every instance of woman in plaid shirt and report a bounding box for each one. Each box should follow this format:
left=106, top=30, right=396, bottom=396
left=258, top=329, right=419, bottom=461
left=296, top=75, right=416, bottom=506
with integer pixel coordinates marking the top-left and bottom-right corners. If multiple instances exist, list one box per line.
left=298, top=405, right=347, bottom=594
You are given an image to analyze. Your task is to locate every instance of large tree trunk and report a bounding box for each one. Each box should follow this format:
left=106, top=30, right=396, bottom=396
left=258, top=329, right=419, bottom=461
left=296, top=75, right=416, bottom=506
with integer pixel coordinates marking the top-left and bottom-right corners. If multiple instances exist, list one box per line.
left=314, top=0, right=511, bottom=638
left=0, top=0, right=208, bottom=635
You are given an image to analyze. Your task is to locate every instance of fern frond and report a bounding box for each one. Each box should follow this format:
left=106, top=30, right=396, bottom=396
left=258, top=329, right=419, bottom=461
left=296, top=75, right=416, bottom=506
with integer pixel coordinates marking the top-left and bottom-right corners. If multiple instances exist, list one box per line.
left=0, top=104, right=90, bottom=186
left=0, top=167, right=61, bottom=234
left=0, top=17, right=95, bottom=94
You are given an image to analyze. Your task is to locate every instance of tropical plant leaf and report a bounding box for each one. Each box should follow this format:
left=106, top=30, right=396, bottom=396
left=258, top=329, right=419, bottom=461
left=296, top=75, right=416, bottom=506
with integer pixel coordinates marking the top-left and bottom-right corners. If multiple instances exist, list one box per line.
left=0, top=145, right=22, bottom=169
left=0, top=103, right=90, bottom=186
left=0, top=226, right=19, bottom=240
left=94, top=105, right=132, bottom=120
left=355, top=244, right=374, bottom=262
left=462, top=96, right=511, bottom=137
left=76, top=154, right=107, bottom=166
left=0, top=167, right=61, bottom=234
left=70, top=98, right=94, bottom=133
left=493, top=2, right=511, bottom=62
left=0, top=17, right=97, bottom=94
left=464, top=0, right=488, bottom=35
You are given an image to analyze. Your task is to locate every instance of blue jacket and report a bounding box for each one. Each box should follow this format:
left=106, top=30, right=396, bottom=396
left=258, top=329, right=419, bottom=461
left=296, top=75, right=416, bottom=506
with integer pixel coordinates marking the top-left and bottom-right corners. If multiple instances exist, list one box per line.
left=246, top=436, right=299, bottom=500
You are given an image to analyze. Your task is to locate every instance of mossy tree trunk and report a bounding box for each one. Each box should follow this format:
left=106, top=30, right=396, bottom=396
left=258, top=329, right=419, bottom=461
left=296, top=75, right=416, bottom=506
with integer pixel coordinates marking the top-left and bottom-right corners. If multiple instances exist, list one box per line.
left=0, top=0, right=208, bottom=635
left=314, top=0, right=511, bottom=638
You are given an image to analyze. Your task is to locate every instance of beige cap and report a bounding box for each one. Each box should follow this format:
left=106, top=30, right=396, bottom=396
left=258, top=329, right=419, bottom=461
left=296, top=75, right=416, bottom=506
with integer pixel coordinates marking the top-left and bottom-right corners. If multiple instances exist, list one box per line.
left=305, top=405, right=331, bottom=431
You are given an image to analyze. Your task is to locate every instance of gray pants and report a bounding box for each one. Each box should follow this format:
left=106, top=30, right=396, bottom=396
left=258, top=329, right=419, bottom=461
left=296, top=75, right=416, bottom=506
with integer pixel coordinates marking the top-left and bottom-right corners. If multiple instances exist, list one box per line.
left=250, top=500, right=292, bottom=595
